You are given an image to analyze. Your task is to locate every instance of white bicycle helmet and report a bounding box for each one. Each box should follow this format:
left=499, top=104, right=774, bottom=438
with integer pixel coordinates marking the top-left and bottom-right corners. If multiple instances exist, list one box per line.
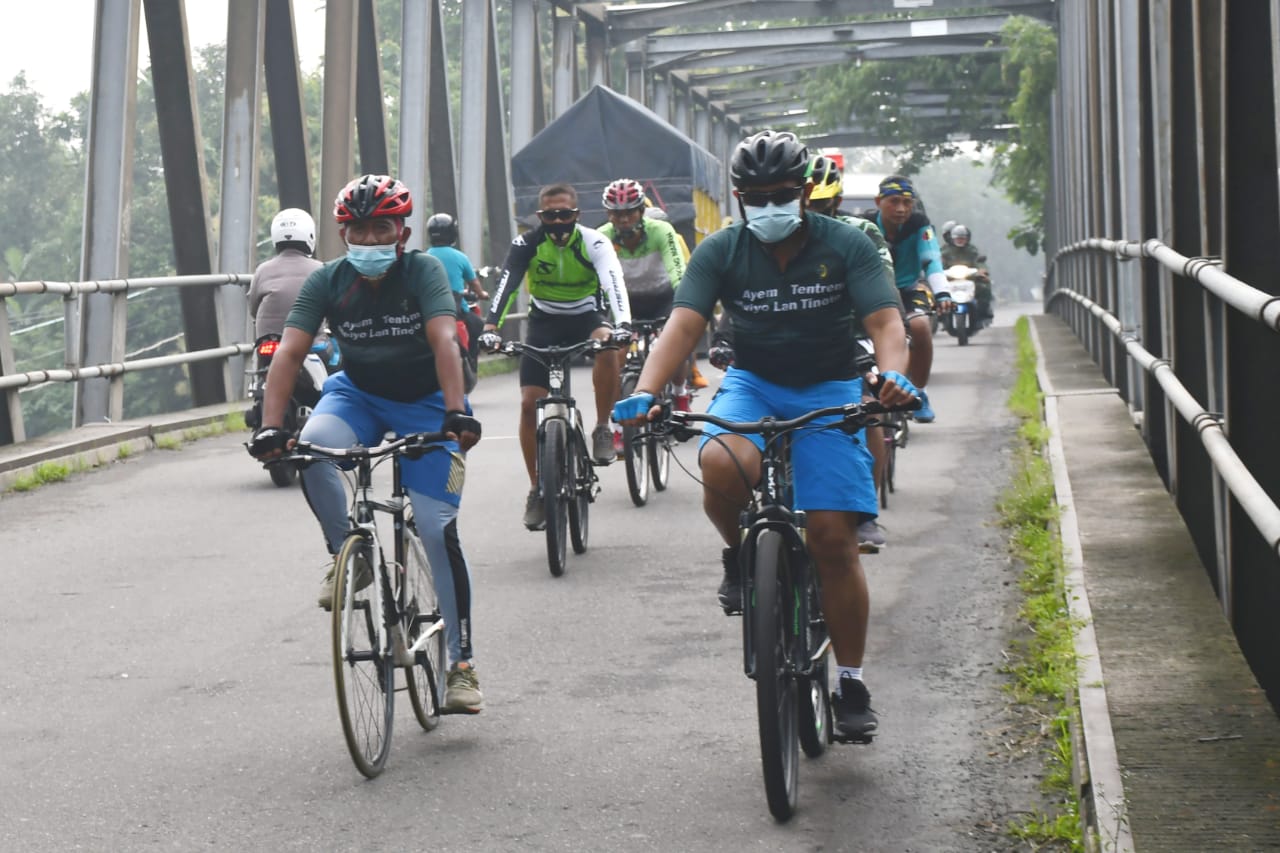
left=271, top=208, right=317, bottom=254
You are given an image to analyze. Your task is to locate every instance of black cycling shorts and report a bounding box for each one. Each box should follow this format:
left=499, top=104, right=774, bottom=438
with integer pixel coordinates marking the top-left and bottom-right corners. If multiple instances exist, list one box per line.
left=628, top=290, right=675, bottom=324
left=900, top=284, right=935, bottom=318
left=520, top=309, right=610, bottom=388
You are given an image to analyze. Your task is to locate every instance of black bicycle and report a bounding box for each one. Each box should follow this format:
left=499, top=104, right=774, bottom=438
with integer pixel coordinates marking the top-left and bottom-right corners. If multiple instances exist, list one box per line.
left=652, top=397, right=916, bottom=821
left=499, top=338, right=615, bottom=576
left=618, top=317, right=678, bottom=506
left=284, top=431, right=452, bottom=778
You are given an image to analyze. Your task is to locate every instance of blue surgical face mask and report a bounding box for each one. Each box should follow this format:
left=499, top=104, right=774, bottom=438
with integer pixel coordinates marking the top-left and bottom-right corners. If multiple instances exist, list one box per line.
left=346, top=241, right=399, bottom=277
left=743, top=200, right=803, bottom=243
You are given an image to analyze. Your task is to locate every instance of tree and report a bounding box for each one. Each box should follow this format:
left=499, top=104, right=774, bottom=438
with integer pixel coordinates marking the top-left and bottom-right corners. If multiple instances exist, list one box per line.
left=801, top=16, right=1058, bottom=255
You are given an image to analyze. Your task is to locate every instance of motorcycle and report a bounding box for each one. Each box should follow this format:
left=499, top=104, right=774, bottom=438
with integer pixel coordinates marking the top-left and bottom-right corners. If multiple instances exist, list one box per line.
left=244, top=333, right=342, bottom=487
left=941, top=264, right=992, bottom=346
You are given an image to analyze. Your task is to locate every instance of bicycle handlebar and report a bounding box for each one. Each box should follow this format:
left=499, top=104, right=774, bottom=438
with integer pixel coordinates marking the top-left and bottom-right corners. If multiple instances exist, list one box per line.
left=289, top=430, right=450, bottom=464
left=499, top=338, right=617, bottom=366
left=657, top=398, right=920, bottom=442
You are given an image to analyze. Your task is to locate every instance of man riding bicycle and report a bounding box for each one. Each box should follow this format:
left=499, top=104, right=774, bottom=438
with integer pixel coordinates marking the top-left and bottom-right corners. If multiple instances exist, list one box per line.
left=865, top=175, right=952, bottom=423
left=480, top=182, right=632, bottom=531
left=248, top=173, right=485, bottom=715
left=613, top=130, right=918, bottom=741
left=598, top=178, right=691, bottom=412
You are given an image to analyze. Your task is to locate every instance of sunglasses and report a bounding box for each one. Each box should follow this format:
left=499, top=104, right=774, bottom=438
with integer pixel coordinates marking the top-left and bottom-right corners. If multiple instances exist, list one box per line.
left=736, top=186, right=805, bottom=207
left=537, top=208, right=579, bottom=221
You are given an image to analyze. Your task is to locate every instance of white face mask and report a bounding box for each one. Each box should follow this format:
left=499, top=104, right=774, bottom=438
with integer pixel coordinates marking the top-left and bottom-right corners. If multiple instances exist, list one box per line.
left=743, top=199, right=803, bottom=243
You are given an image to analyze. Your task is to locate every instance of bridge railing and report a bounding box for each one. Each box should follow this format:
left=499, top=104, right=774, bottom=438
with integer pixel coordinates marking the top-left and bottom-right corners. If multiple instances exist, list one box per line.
left=0, top=274, right=254, bottom=444
left=1045, top=240, right=1280, bottom=627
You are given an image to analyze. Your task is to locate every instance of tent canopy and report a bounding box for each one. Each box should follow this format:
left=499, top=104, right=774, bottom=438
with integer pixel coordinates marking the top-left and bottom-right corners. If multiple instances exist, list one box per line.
left=511, top=85, right=723, bottom=237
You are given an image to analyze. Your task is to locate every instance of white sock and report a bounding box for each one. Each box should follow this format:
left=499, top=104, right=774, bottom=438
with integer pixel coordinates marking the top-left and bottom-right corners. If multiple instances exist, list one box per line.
left=837, top=665, right=863, bottom=692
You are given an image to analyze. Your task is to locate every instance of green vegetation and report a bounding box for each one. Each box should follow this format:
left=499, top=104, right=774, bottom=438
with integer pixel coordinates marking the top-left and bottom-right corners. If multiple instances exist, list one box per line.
left=802, top=16, right=1058, bottom=255
left=999, top=317, right=1083, bottom=852
left=7, top=460, right=71, bottom=492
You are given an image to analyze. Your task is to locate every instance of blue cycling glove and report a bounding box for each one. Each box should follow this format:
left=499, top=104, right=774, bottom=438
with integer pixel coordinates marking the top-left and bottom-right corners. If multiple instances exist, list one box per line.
left=612, top=392, right=656, bottom=423
left=880, top=370, right=920, bottom=398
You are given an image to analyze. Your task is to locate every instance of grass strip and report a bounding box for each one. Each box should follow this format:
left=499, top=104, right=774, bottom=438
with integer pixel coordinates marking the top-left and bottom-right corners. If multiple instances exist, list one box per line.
left=999, top=316, right=1084, bottom=852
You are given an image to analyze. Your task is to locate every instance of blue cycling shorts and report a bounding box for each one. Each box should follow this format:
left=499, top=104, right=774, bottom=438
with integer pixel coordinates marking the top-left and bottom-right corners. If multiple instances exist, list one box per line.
left=699, top=367, right=877, bottom=516
left=305, top=371, right=467, bottom=507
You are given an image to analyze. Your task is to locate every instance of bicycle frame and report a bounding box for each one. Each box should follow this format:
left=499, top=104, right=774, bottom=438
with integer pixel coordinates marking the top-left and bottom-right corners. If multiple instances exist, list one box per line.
left=293, top=436, right=447, bottom=664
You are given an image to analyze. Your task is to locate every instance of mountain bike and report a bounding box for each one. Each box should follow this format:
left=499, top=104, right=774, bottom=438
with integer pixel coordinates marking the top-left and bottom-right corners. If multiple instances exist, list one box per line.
left=499, top=338, right=615, bottom=576
left=653, top=397, right=916, bottom=821
left=618, top=316, right=679, bottom=507
left=285, top=431, right=453, bottom=778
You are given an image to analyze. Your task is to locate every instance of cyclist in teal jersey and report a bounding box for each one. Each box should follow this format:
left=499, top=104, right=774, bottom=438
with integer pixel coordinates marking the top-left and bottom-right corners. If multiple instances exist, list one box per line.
left=481, top=182, right=632, bottom=530
left=614, top=131, right=919, bottom=741
left=865, top=175, right=952, bottom=423
left=249, top=174, right=485, bottom=714
left=598, top=178, right=691, bottom=412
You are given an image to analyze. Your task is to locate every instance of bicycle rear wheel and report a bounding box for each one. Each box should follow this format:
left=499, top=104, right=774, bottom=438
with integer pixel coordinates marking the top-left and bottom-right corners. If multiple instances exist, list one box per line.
left=753, top=529, right=800, bottom=821
left=620, top=373, right=650, bottom=506
left=332, top=534, right=394, bottom=778
left=569, top=429, right=590, bottom=554
left=798, top=576, right=831, bottom=758
left=541, top=419, right=569, bottom=576
left=402, top=512, right=445, bottom=732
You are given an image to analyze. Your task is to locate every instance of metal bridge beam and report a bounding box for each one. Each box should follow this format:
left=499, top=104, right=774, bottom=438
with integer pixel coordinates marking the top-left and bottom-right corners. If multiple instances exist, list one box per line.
left=355, top=0, right=389, bottom=175
left=317, top=2, right=357, bottom=262
left=263, top=0, right=313, bottom=213
left=78, top=0, right=140, bottom=426
left=143, top=0, right=224, bottom=407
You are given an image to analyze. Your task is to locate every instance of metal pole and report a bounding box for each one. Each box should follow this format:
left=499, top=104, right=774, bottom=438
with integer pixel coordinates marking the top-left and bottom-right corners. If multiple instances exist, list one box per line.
left=399, top=0, right=430, bottom=247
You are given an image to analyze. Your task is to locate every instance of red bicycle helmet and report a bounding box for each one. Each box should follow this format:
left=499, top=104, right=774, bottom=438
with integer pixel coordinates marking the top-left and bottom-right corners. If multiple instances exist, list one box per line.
left=333, top=174, right=414, bottom=223
left=602, top=178, right=646, bottom=211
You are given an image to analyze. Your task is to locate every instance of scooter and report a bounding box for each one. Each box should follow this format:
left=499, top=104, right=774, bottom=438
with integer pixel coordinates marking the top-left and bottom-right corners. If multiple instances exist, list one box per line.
left=244, top=333, right=341, bottom=486
left=941, top=264, right=989, bottom=346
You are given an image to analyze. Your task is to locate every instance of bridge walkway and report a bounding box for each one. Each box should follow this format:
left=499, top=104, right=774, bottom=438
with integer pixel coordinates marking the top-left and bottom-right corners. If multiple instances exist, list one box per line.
left=1033, top=314, right=1280, bottom=851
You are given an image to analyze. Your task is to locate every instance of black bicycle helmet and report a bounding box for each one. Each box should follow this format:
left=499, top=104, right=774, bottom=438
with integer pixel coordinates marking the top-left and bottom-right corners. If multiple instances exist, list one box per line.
left=729, top=130, right=810, bottom=188
left=426, top=212, right=458, bottom=246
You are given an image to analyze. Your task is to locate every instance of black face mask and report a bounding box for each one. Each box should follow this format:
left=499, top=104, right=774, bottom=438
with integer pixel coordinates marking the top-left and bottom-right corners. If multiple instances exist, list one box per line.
left=544, top=220, right=576, bottom=242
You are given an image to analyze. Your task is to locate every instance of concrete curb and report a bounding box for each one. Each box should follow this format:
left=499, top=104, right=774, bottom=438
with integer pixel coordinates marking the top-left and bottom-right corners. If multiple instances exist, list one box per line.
left=1028, top=319, right=1136, bottom=853
left=0, top=404, right=247, bottom=494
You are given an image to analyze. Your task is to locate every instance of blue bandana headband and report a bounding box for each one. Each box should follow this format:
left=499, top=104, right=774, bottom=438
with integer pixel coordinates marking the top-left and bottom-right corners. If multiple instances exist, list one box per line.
left=878, top=179, right=915, bottom=198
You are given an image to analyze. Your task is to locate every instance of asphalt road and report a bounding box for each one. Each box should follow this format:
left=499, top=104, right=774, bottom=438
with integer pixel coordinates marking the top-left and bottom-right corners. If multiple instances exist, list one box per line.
left=1, top=305, right=1052, bottom=852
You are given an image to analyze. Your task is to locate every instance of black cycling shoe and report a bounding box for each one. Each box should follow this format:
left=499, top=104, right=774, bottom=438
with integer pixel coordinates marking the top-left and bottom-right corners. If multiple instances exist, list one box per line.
left=832, top=674, right=878, bottom=742
left=718, top=546, right=742, bottom=614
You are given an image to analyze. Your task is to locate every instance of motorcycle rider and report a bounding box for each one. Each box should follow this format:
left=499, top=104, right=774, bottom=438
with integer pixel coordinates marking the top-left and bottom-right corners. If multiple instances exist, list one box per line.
left=248, top=208, right=322, bottom=342
left=245, top=208, right=325, bottom=430
left=248, top=174, right=485, bottom=714
left=940, top=223, right=994, bottom=322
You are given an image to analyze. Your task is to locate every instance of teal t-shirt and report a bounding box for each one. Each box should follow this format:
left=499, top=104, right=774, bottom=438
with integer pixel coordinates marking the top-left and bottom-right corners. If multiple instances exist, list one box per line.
left=286, top=249, right=457, bottom=401
left=674, top=215, right=898, bottom=386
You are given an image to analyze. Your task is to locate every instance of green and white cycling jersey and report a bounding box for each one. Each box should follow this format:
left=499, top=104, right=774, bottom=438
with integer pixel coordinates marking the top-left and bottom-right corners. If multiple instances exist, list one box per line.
left=834, top=213, right=895, bottom=291
left=597, top=218, right=685, bottom=300
left=485, top=223, right=630, bottom=326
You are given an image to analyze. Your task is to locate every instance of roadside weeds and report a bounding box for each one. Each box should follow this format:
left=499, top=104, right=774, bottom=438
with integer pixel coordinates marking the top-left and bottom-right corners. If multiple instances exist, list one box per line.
left=998, top=316, right=1085, bottom=852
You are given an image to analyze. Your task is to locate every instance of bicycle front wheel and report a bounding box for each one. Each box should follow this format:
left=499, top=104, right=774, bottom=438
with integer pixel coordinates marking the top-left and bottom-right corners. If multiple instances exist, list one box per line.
left=753, top=529, right=800, bottom=821
left=649, top=387, right=672, bottom=492
left=332, top=534, right=394, bottom=778
left=620, top=373, right=650, bottom=506
left=541, top=419, right=569, bottom=576
left=403, top=511, right=445, bottom=732
left=798, top=577, right=831, bottom=759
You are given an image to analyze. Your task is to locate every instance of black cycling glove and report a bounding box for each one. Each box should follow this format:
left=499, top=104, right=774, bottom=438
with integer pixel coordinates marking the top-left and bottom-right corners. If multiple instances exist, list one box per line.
left=248, top=427, right=290, bottom=458
left=442, top=410, right=482, bottom=440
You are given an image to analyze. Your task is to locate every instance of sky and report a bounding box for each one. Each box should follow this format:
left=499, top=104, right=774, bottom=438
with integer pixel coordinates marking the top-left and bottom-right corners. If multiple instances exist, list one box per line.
left=0, top=1, right=329, bottom=109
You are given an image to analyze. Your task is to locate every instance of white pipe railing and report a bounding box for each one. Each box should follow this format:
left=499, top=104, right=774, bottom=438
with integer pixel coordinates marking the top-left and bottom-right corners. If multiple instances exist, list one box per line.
left=1047, top=240, right=1280, bottom=559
